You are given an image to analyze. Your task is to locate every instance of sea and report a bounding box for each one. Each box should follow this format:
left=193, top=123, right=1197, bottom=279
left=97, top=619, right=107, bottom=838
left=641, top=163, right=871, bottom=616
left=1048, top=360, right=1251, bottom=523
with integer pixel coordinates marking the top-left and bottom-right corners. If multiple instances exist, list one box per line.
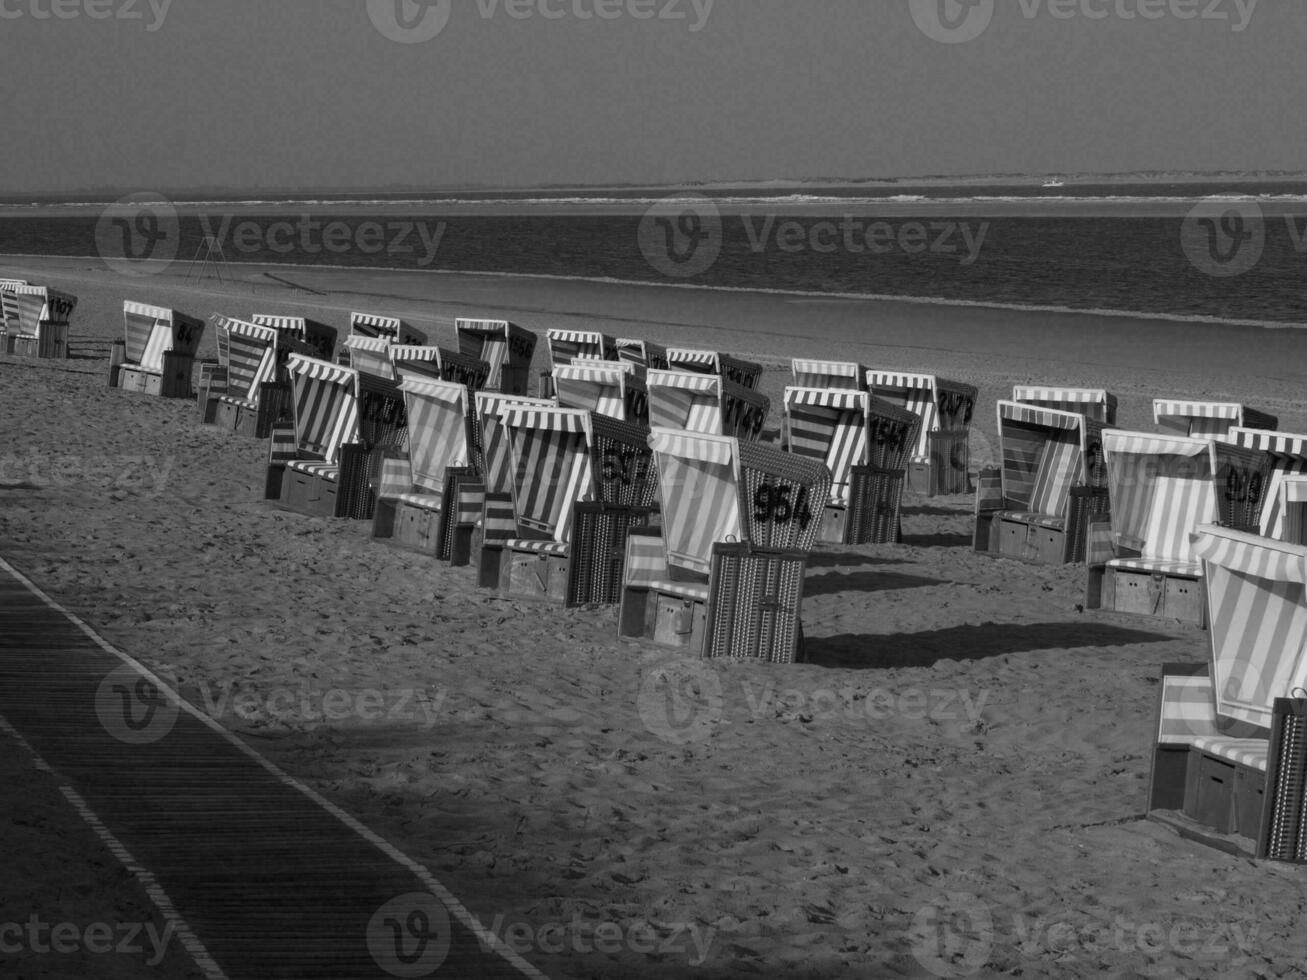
left=3, top=177, right=1307, bottom=328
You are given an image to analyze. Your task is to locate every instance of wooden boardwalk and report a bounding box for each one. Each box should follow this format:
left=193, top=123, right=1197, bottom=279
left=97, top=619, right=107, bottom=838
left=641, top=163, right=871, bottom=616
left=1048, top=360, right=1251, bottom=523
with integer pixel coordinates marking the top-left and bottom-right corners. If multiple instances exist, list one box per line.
left=0, top=558, right=545, bottom=980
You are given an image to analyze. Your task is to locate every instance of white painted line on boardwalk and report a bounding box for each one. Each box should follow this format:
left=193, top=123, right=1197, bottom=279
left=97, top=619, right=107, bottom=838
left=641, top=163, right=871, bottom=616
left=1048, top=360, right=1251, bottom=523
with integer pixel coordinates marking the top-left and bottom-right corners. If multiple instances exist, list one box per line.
left=0, top=713, right=229, bottom=980
left=0, top=556, right=548, bottom=980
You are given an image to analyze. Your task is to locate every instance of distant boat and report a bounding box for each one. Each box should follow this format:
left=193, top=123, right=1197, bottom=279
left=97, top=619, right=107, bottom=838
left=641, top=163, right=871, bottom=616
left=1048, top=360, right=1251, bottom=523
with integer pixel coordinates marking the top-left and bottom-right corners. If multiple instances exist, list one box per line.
left=1042, top=179, right=1065, bottom=188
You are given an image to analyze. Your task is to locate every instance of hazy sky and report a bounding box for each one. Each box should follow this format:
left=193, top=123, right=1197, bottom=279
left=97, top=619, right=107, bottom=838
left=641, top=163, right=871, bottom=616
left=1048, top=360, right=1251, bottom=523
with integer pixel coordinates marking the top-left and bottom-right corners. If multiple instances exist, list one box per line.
left=1, top=0, right=1303, bottom=191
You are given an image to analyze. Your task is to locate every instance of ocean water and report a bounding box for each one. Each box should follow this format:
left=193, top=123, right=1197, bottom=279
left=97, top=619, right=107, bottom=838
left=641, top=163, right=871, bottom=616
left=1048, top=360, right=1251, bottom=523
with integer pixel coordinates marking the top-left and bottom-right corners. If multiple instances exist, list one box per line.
left=3, top=180, right=1306, bottom=327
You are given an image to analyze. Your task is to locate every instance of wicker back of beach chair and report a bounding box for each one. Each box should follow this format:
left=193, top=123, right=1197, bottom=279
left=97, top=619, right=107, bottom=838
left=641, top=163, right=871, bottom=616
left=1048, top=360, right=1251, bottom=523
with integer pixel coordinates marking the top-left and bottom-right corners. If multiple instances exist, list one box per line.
left=1229, top=428, right=1307, bottom=542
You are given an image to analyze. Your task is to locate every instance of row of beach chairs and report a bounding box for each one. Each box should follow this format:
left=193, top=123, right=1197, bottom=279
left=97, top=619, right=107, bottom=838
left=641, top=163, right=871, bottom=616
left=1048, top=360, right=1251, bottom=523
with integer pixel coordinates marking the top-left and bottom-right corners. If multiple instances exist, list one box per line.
left=12, top=284, right=1304, bottom=863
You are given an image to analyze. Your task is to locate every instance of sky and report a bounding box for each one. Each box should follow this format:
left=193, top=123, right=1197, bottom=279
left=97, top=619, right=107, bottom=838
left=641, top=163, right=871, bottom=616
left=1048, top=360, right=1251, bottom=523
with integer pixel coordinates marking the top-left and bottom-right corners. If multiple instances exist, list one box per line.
left=0, top=0, right=1304, bottom=192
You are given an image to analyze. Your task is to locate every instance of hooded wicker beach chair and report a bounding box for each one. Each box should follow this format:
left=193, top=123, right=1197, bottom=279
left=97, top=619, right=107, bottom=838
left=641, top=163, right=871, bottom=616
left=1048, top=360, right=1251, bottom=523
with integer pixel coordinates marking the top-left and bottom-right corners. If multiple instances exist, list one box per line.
left=477, top=406, right=658, bottom=606
left=250, top=314, right=338, bottom=364
left=199, top=315, right=304, bottom=436
left=666, top=347, right=764, bottom=391
left=616, top=337, right=669, bottom=370
left=107, top=301, right=204, bottom=398
left=785, top=387, right=921, bottom=545
left=1147, top=526, right=1307, bottom=861
left=552, top=361, right=649, bottom=424
left=1084, top=431, right=1272, bottom=625
left=371, top=375, right=477, bottom=559
left=0, top=279, right=26, bottom=346
left=618, top=429, right=833, bottom=662
left=335, top=312, right=427, bottom=364
left=791, top=358, right=867, bottom=391
left=389, top=344, right=490, bottom=398
left=1227, top=428, right=1307, bottom=544
left=456, top=318, right=537, bottom=396
left=864, top=369, right=978, bottom=497
left=647, top=369, right=770, bottom=442
left=1154, top=399, right=1277, bottom=438
left=1012, top=385, right=1118, bottom=425
left=546, top=328, right=617, bottom=367
left=265, top=355, right=383, bottom=519
left=3, top=284, right=77, bottom=359
left=973, top=401, right=1107, bottom=563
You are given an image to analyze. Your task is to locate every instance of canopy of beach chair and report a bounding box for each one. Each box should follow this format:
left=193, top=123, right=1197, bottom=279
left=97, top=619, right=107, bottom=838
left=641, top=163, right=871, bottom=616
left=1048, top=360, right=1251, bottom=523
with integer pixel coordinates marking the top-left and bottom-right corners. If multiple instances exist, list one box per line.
left=11, top=284, right=77, bottom=336
left=546, top=328, right=616, bottom=367
left=473, top=392, right=556, bottom=495
left=500, top=406, right=598, bottom=543
left=1229, top=428, right=1307, bottom=542
left=666, top=347, right=763, bottom=390
left=399, top=375, right=472, bottom=495
left=0, top=280, right=27, bottom=328
left=344, top=335, right=397, bottom=381
left=553, top=361, right=640, bottom=421
left=791, top=359, right=865, bottom=391
left=210, top=315, right=279, bottom=405
left=122, top=301, right=203, bottom=371
left=784, top=388, right=874, bottom=505
left=455, top=318, right=536, bottom=392
left=995, top=401, right=1102, bottom=521
left=1012, top=386, right=1117, bottom=425
left=349, top=312, right=426, bottom=346
left=648, top=369, right=728, bottom=434
left=1153, top=399, right=1277, bottom=438
left=615, top=338, right=669, bottom=370
left=285, top=355, right=359, bottom=464
left=864, top=370, right=977, bottom=462
left=1193, top=524, right=1307, bottom=730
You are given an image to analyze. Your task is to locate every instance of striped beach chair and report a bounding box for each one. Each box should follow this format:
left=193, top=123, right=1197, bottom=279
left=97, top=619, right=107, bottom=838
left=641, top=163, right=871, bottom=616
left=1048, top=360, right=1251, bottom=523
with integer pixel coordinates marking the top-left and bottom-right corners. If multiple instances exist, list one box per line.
left=666, top=347, right=764, bottom=391
left=477, top=406, right=658, bottom=606
left=791, top=358, right=866, bottom=391
left=973, top=401, right=1106, bottom=564
left=1228, top=428, right=1307, bottom=543
left=0, top=279, right=26, bottom=347
left=3, top=284, right=77, bottom=359
left=616, top=338, right=669, bottom=370
left=201, top=315, right=305, bottom=437
left=336, top=312, right=427, bottom=364
left=552, top=361, right=649, bottom=424
left=1013, top=385, right=1118, bottom=425
left=617, top=429, right=833, bottom=662
left=865, top=369, right=978, bottom=496
left=371, top=376, right=477, bottom=560
left=647, top=369, right=770, bottom=442
left=343, top=335, right=400, bottom=382
left=107, top=301, right=204, bottom=398
left=785, top=387, right=921, bottom=545
left=1144, top=526, right=1307, bottom=860
left=1085, top=431, right=1272, bottom=625
left=390, top=344, right=490, bottom=398
left=265, top=355, right=373, bottom=519
left=456, top=318, right=537, bottom=396
left=1154, top=399, right=1277, bottom=438
left=546, top=328, right=617, bottom=367
left=251, top=314, right=338, bottom=364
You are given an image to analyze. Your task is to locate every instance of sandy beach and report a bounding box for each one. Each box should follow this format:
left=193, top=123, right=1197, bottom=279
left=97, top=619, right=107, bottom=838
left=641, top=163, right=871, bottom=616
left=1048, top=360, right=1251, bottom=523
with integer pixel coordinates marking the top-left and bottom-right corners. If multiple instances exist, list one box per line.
left=4, top=255, right=1307, bottom=979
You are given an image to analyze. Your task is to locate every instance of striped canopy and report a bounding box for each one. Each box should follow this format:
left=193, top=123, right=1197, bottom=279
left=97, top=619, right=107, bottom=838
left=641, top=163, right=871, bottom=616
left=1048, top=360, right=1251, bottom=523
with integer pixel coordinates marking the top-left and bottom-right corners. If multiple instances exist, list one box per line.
left=616, top=338, right=669, bottom=370
left=391, top=344, right=489, bottom=393
left=784, top=387, right=872, bottom=505
left=1195, top=524, right=1307, bottom=730
left=211, top=315, right=278, bottom=402
left=865, top=369, right=978, bottom=460
left=456, top=318, right=535, bottom=391
left=792, top=359, right=865, bottom=391
left=648, top=369, right=725, bottom=434
left=1154, top=399, right=1246, bottom=438
left=1230, top=427, right=1307, bottom=542
left=399, top=376, right=471, bottom=495
left=1103, top=431, right=1218, bottom=563
left=649, top=428, right=742, bottom=576
left=349, top=312, right=426, bottom=346
left=252, top=314, right=337, bottom=362
left=553, top=362, right=635, bottom=421
left=547, top=328, right=616, bottom=367
left=473, top=392, right=556, bottom=494
left=344, top=335, right=397, bottom=381
left=499, top=406, right=596, bottom=543
left=667, top=347, right=722, bottom=375
left=996, top=401, right=1101, bottom=520
left=285, top=355, right=359, bottom=464
left=0, top=280, right=25, bottom=327
left=11, top=285, right=77, bottom=335
left=1012, top=386, right=1117, bottom=424
left=122, top=301, right=204, bottom=370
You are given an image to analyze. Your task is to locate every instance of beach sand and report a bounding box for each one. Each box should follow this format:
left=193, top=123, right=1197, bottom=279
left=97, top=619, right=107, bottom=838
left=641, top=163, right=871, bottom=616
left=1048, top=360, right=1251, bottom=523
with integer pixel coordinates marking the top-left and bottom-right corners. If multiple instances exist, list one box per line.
left=3, top=255, right=1307, bottom=979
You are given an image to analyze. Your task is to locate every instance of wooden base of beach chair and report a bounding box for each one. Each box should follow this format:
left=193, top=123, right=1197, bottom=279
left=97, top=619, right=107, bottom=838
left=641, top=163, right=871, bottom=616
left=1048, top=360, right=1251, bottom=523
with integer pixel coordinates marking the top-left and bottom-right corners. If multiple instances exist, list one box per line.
left=269, top=447, right=372, bottom=521
left=107, top=339, right=125, bottom=387
left=1104, top=568, right=1205, bottom=626
left=619, top=583, right=711, bottom=653
left=10, top=324, right=69, bottom=359
left=116, top=355, right=194, bottom=399
left=238, top=383, right=292, bottom=439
